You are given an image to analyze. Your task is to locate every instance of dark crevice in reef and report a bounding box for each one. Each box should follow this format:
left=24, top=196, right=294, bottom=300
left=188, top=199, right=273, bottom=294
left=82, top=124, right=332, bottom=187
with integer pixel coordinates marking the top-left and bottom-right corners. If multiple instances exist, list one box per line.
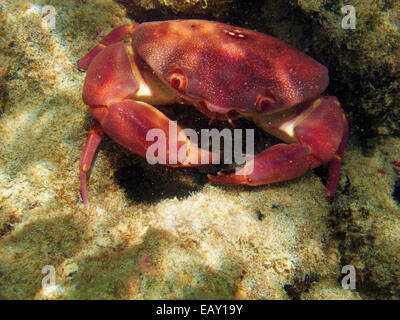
left=114, top=163, right=209, bottom=204
left=116, top=0, right=215, bottom=22
left=0, top=214, right=20, bottom=238
left=0, top=75, right=8, bottom=117
left=283, top=274, right=319, bottom=300
left=313, top=164, right=328, bottom=187
left=392, top=180, right=400, bottom=205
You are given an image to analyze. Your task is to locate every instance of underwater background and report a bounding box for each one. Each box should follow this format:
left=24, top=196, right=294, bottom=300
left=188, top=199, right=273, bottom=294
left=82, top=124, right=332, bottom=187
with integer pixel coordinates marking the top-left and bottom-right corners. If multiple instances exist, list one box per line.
left=0, top=0, right=399, bottom=299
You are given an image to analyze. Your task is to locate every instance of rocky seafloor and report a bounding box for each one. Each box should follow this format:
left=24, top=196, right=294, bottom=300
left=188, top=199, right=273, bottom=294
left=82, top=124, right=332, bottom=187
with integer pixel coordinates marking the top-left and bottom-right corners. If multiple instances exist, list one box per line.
left=0, top=0, right=399, bottom=299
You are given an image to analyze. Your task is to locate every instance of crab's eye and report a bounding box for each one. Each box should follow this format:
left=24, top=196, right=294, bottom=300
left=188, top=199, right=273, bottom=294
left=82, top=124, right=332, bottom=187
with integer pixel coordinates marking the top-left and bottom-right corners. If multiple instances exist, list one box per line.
left=256, top=95, right=275, bottom=112
left=169, top=72, right=187, bottom=91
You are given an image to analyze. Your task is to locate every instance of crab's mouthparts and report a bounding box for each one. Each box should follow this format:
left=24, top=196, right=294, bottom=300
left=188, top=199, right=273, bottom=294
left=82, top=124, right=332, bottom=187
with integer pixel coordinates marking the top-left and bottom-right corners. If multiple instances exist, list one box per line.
left=208, top=109, right=241, bottom=128
left=207, top=102, right=241, bottom=118
left=193, top=101, right=241, bottom=126
left=205, top=102, right=232, bottom=115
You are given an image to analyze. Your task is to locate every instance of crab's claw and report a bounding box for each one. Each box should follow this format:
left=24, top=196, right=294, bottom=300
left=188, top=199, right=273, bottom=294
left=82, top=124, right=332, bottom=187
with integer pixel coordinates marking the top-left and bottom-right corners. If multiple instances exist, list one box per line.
left=208, top=143, right=310, bottom=185
left=208, top=97, right=348, bottom=199
left=78, top=25, right=220, bottom=206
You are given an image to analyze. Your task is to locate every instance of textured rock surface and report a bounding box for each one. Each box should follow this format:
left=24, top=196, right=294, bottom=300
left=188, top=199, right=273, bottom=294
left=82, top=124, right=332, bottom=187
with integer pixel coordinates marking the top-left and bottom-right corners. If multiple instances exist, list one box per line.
left=289, top=0, right=400, bottom=136
left=0, top=0, right=398, bottom=300
left=329, top=136, right=400, bottom=298
left=117, top=0, right=235, bottom=20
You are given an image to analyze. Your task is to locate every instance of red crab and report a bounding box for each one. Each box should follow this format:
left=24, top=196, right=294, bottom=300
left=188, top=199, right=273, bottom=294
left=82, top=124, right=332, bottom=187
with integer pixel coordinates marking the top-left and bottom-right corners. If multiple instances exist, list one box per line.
left=78, top=19, right=348, bottom=205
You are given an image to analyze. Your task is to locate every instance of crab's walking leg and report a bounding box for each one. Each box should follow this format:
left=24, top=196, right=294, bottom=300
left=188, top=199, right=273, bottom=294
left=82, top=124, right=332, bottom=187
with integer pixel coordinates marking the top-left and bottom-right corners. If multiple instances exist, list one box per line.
left=94, top=100, right=220, bottom=166
left=78, top=23, right=136, bottom=70
left=326, top=114, right=348, bottom=199
left=208, top=96, right=347, bottom=199
left=79, top=119, right=104, bottom=206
